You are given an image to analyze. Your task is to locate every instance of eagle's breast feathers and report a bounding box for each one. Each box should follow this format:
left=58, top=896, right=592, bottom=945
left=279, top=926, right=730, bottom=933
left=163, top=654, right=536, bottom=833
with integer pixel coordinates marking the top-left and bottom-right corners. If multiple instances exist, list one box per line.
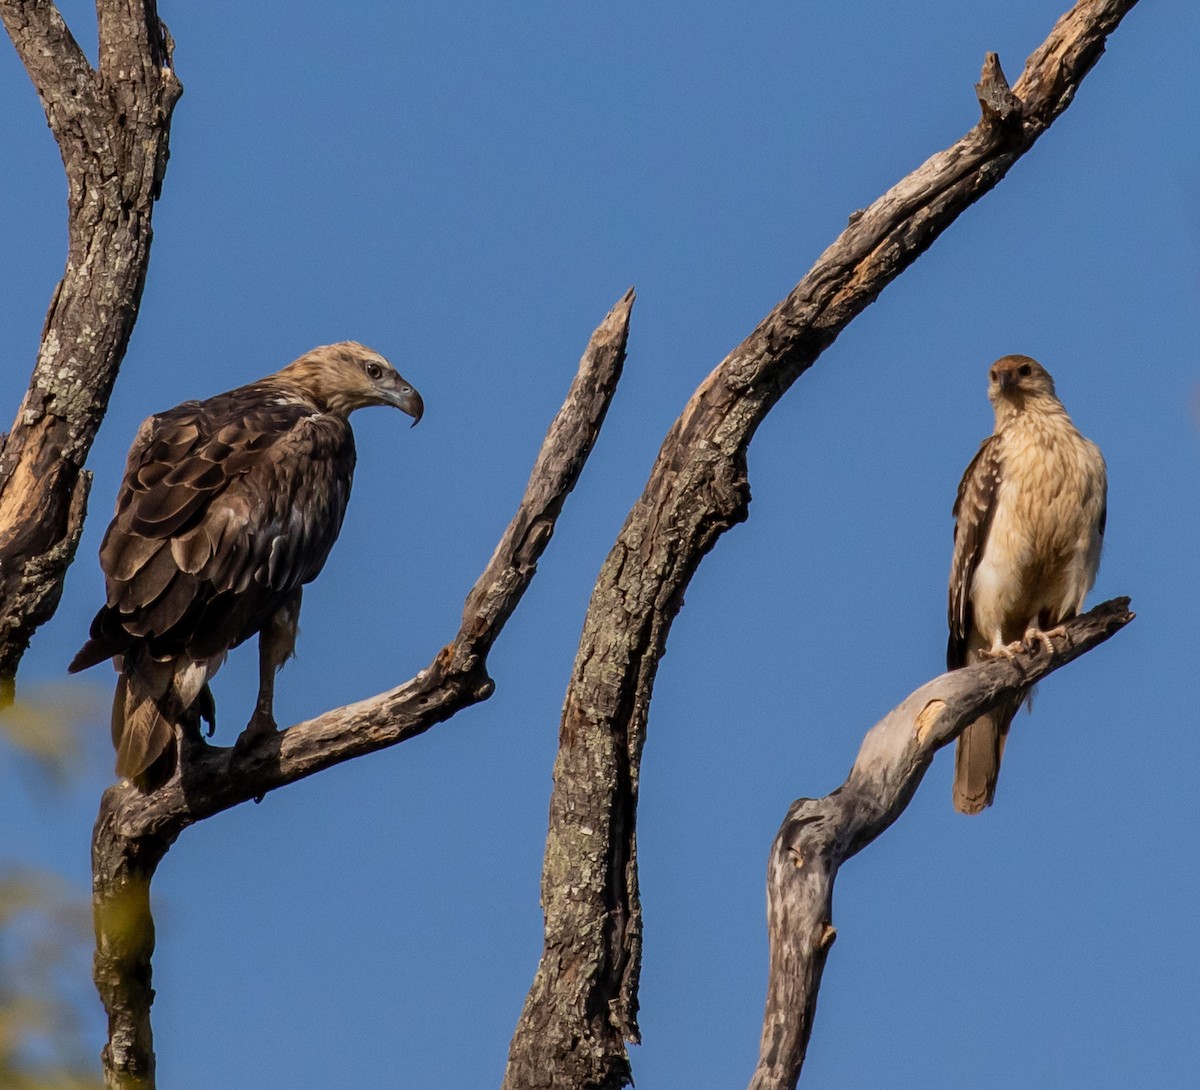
left=76, top=389, right=356, bottom=670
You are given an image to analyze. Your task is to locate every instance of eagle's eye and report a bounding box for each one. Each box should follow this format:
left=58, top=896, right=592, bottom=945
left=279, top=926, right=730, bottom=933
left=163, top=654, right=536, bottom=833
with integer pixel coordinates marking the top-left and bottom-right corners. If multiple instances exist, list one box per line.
left=365, top=362, right=383, bottom=381
left=1018, top=363, right=1032, bottom=377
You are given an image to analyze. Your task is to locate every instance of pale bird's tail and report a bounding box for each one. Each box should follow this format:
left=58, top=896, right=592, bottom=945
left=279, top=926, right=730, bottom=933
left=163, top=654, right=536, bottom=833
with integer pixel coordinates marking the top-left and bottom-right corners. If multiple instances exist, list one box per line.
left=952, top=695, right=1021, bottom=815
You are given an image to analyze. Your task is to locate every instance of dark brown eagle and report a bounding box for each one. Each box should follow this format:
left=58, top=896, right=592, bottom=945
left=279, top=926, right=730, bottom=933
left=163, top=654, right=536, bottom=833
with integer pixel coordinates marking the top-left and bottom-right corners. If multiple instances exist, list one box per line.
left=69, top=342, right=423, bottom=788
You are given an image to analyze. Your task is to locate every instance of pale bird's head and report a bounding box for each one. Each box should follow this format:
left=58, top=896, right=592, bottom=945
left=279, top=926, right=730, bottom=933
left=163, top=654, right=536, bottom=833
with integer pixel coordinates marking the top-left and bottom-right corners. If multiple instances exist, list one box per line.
left=280, top=341, right=424, bottom=423
left=986, top=354, right=1057, bottom=410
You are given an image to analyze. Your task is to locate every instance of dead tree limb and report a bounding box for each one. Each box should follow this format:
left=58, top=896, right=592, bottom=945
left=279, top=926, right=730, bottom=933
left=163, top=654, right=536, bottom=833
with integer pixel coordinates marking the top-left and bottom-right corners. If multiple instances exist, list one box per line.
left=90, top=292, right=633, bottom=1089
left=0, top=0, right=181, bottom=703
left=502, top=3, right=1139, bottom=1088
left=749, top=597, right=1134, bottom=1090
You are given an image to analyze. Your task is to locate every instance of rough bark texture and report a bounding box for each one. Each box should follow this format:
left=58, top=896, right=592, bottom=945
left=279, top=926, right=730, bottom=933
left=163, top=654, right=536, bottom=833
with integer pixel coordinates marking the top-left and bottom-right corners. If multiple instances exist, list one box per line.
left=502, top=4, right=1139, bottom=1088
left=0, top=0, right=181, bottom=704
left=749, top=598, right=1133, bottom=1090
left=89, top=293, right=633, bottom=1089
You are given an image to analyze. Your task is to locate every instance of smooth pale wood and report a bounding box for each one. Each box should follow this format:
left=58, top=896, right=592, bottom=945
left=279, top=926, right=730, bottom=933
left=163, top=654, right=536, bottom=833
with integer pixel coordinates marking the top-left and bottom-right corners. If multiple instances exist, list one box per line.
left=750, top=598, right=1133, bottom=1090
left=0, top=1, right=181, bottom=703
left=502, top=4, right=1139, bottom=1089
left=89, top=292, right=633, bottom=1088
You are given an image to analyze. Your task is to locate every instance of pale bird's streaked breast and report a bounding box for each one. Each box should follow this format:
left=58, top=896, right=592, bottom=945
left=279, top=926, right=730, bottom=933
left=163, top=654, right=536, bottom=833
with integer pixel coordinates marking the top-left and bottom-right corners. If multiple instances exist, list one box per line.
left=970, top=407, right=1105, bottom=646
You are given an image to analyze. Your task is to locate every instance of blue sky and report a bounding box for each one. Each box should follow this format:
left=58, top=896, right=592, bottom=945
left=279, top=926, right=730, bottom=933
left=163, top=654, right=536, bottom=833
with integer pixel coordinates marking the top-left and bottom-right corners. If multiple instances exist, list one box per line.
left=2, top=2, right=1197, bottom=1087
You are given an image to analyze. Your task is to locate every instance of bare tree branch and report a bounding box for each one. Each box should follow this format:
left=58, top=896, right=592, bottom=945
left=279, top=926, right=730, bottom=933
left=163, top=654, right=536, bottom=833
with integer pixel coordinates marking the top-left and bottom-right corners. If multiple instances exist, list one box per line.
left=0, top=0, right=181, bottom=703
left=2, top=1, right=100, bottom=140
left=502, top=3, right=1139, bottom=1088
left=749, top=597, right=1134, bottom=1090
left=90, top=291, right=633, bottom=1089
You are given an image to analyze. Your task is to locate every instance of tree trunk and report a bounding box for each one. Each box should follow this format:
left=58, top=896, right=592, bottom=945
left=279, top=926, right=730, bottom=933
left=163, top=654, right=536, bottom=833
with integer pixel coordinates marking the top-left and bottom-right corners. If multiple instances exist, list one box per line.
left=0, top=0, right=181, bottom=700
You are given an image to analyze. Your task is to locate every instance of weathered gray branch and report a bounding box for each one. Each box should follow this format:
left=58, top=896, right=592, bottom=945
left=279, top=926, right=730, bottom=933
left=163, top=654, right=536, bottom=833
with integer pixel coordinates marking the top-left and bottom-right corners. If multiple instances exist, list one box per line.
left=749, top=597, right=1133, bottom=1090
left=502, top=3, right=1139, bottom=1088
left=90, top=292, right=633, bottom=1088
left=0, top=0, right=181, bottom=703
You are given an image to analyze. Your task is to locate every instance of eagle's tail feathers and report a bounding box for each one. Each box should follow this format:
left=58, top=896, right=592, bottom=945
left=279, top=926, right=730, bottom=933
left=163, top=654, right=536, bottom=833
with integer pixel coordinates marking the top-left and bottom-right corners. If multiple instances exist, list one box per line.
left=114, top=655, right=178, bottom=789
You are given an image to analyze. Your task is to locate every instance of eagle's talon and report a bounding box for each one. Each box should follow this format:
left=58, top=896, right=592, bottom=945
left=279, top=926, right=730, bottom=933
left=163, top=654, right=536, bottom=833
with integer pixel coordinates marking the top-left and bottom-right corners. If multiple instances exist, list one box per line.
left=245, top=711, right=277, bottom=737
left=232, top=712, right=277, bottom=760
left=197, top=683, right=217, bottom=737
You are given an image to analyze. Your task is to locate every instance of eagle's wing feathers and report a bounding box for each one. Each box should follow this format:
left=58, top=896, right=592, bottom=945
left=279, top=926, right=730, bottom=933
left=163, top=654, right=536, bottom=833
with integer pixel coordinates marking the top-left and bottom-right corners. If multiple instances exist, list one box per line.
left=70, top=391, right=355, bottom=673
left=170, top=415, right=352, bottom=664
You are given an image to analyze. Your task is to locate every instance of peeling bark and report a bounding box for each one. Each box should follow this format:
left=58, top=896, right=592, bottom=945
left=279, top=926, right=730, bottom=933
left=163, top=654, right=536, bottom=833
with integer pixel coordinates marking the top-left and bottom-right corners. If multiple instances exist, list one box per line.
left=0, top=0, right=181, bottom=701
left=503, top=4, right=1139, bottom=1088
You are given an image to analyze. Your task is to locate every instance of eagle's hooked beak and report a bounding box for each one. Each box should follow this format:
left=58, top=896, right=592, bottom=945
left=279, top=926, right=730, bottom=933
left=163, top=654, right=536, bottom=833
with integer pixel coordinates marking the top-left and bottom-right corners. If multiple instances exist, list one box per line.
left=383, top=380, right=424, bottom=426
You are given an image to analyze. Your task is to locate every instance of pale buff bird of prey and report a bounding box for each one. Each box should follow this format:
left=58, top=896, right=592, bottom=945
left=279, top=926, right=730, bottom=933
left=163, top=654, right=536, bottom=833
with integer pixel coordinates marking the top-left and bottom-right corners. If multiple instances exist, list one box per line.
left=947, top=354, right=1106, bottom=814
left=69, top=342, right=423, bottom=789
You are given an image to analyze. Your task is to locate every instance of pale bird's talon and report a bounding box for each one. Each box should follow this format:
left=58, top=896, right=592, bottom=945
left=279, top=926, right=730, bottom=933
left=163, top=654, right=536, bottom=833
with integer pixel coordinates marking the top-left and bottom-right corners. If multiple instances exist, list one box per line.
left=979, top=641, right=1023, bottom=662
left=1025, top=624, right=1068, bottom=655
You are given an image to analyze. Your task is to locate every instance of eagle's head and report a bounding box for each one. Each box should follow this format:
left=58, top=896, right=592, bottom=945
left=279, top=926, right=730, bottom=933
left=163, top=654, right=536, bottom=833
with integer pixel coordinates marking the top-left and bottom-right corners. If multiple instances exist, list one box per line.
left=281, top=341, right=424, bottom=423
left=987, top=354, right=1057, bottom=409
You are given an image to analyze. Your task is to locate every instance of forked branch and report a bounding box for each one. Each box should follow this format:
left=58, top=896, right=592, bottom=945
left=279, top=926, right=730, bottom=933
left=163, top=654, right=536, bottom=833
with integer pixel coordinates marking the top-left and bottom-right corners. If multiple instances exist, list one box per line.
left=749, top=597, right=1134, bottom=1090
left=90, top=292, right=633, bottom=1088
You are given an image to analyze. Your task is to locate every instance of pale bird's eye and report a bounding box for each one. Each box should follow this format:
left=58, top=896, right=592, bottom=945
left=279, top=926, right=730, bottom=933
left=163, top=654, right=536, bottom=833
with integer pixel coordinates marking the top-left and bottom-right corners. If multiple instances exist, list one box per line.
left=1018, top=363, right=1032, bottom=377
left=989, top=370, right=998, bottom=382
left=365, top=362, right=383, bottom=380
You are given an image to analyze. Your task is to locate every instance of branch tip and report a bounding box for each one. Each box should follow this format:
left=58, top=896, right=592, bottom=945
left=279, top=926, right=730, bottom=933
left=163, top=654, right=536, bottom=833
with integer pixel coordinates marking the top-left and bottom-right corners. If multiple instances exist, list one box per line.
left=976, top=51, right=1023, bottom=125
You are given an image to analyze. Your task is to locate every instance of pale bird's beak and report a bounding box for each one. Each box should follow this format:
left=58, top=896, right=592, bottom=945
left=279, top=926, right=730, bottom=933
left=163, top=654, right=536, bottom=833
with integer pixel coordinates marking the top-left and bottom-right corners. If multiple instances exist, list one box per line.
left=383, top=378, right=423, bottom=426
left=997, top=370, right=1018, bottom=393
